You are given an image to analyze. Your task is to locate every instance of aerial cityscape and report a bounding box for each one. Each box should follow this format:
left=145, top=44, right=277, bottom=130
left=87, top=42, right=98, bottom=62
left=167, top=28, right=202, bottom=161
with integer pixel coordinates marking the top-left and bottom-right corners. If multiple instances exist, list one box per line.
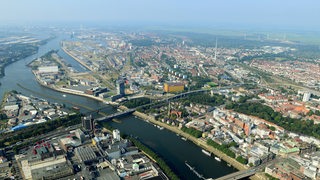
left=1, top=1, right=320, bottom=180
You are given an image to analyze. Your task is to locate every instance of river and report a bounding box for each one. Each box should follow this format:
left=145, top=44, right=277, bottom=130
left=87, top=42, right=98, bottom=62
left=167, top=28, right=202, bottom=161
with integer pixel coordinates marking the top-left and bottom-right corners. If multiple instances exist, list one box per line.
left=0, top=32, right=237, bottom=179
left=0, top=32, right=110, bottom=114
left=109, top=116, right=237, bottom=180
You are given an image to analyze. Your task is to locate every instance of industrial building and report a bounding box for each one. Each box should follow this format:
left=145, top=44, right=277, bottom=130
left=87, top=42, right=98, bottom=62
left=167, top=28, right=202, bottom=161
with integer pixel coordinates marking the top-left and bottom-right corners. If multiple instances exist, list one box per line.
left=85, top=87, right=108, bottom=97
left=38, top=66, right=59, bottom=74
left=17, top=140, right=73, bottom=180
left=74, top=146, right=97, bottom=163
left=163, top=82, right=184, bottom=93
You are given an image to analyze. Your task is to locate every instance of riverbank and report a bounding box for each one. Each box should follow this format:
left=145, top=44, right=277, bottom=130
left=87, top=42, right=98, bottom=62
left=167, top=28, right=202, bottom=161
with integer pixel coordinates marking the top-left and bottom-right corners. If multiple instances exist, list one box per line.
left=26, top=50, right=117, bottom=107
left=133, top=111, right=267, bottom=180
left=133, top=111, right=247, bottom=171
left=29, top=67, right=120, bottom=108
left=36, top=82, right=118, bottom=107
left=0, top=42, right=40, bottom=78
left=61, top=46, right=92, bottom=71
left=0, top=91, right=10, bottom=109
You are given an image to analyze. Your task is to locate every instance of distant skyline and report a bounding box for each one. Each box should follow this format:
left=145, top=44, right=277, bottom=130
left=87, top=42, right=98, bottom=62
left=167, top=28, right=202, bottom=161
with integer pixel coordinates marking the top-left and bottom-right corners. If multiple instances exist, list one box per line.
left=0, top=0, right=319, bottom=30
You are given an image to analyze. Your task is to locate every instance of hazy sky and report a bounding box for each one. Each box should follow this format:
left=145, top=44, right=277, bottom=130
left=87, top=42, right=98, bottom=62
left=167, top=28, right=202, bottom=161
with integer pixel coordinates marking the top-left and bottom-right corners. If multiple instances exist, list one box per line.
left=0, top=0, right=319, bottom=29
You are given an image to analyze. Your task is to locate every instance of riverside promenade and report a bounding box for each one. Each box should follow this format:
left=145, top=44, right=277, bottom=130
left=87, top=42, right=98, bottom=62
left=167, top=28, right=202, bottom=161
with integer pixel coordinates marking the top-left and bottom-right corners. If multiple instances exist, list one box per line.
left=132, top=111, right=267, bottom=180
left=133, top=111, right=247, bottom=171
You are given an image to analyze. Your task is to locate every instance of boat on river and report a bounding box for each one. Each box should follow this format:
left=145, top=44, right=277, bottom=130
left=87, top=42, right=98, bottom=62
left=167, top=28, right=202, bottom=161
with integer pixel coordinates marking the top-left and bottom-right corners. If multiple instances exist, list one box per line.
left=201, top=149, right=211, bottom=156
left=72, top=106, right=80, bottom=111
left=215, top=156, right=221, bottom=162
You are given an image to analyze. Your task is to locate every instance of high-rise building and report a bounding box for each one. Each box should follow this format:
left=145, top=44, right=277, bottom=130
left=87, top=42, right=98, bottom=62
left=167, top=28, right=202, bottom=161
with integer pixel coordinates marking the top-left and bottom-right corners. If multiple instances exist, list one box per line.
left=82, top=115, right=94, bottom=131
left=303, top=92, right=311, bottom=102
left=116, top=80, right=125, bottom=95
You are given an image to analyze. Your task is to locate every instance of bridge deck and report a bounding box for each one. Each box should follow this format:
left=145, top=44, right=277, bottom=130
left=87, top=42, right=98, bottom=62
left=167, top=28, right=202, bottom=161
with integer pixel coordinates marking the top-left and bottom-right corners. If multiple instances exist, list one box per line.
left=96, top=109, right=135, bottom=121
left=215, top=169, right=256, bottom=180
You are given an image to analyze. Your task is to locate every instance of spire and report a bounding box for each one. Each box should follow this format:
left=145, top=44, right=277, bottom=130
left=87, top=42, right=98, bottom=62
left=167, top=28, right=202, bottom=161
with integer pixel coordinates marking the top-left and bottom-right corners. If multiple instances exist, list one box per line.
left=214, top=38, right=218, bottom=61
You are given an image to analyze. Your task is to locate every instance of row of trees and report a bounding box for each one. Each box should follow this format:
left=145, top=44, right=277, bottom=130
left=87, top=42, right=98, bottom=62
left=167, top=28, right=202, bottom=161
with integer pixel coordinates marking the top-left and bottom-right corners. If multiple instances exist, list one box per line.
left=181, top=126, right=202, bottom=138
left=307, top=110, right=320, bottom=116
left=236, top=155, right=248, bottom=164
left=0, top=113, right=81, bottom=148
left=207, top=139, right=236, bottom=158
left=226, top=102, right=320, bottom=139
left=265, top=173, right=280, bottom=180
left=190, top=76, right=212, bottom=90
left=187, top=93, right=226, bottom=106
left=129, top=137, right=180, bottom=180
left=123, top=97, right=151, bottom=108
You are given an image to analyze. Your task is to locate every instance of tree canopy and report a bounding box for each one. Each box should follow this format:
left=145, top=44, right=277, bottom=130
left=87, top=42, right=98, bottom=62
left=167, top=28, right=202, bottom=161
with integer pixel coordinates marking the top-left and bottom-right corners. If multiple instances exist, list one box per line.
left=226, top=102, right=320, bottom=139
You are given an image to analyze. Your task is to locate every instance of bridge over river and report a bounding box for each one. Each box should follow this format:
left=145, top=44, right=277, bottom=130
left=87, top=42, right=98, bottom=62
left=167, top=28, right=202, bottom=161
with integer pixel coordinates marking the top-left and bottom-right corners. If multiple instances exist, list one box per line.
left=213, top=168, right=257, bottom=180
left=94, top=89, right=212, bottom=121
left=95, top=108, right=136, bottom=121
left=93, top=84, right=267, bottom=180
left=94, top=88, right=216, bottom=122
left=94, top=84, right=243, bottom=122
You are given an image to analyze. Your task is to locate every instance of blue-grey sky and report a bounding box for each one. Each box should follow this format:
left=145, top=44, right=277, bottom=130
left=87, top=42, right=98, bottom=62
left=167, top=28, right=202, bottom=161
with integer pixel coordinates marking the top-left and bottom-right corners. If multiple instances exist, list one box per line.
left=0, top=0, right=319, bottom=29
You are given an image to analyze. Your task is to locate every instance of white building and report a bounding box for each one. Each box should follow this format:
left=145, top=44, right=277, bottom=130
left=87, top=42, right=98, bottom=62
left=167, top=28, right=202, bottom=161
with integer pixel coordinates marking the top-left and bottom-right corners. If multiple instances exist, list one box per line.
left=303, top=92, right=311, bottom=102
left=113, top=129, right=121, bottom=141
left=4, top=104, right=19, bottom=111
left=38, top=66, right=59, bottom=74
